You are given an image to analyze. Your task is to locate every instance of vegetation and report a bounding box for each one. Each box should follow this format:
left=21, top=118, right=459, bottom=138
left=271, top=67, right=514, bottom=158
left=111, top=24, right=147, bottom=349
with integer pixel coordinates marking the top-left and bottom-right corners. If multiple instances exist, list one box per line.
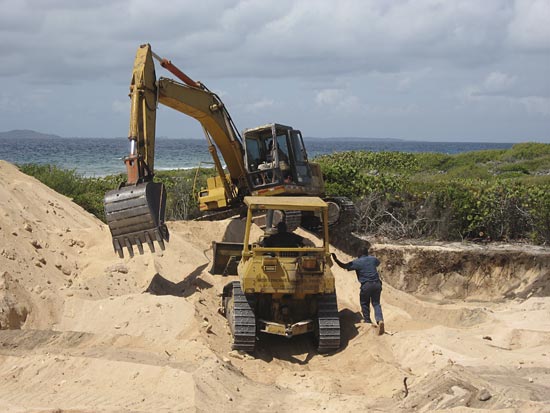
left=17, top=164, right=211, bottom=222
left=18, top=164, right=122, bottom=220
left=153, top=168, right=212, bottom=220
left=315, top=142, right=550, bottom=244
left=18, top=142, right=550, bottom=245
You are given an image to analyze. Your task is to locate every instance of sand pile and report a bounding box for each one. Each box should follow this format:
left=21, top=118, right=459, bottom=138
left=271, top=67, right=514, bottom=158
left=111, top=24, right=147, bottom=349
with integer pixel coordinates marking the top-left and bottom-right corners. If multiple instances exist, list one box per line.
left=0, top=159, right=549, bottom=412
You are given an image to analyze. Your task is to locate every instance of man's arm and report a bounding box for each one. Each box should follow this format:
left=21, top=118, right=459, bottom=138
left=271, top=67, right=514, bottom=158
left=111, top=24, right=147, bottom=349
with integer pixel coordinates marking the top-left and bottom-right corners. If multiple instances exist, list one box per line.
left=331, top=253, right=352, bottom=270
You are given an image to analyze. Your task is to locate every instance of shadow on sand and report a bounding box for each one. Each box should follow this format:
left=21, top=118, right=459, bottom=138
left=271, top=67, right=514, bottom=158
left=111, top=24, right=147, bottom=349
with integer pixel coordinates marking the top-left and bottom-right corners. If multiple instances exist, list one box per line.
left=144, top=263, right=211, bottom=298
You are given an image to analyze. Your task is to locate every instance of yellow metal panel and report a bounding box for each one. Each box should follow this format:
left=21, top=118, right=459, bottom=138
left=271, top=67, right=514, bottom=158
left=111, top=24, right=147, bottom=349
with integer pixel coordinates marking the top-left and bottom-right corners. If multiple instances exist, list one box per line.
left=239, top=253, right=335, bottom=295
left=243, top=196, right=327, bottom=210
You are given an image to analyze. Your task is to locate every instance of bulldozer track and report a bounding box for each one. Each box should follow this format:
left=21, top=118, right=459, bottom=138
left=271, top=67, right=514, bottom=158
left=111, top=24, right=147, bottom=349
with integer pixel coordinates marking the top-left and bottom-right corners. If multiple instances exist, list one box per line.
left=317, top=293, right=341, bottom=353
left=229, top=281, right=257, bottom=352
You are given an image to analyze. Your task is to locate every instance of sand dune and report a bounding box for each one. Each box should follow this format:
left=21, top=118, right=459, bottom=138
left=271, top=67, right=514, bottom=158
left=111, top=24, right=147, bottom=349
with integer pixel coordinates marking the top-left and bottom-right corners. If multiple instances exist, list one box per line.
left=0, top=159, right=549, bottom=412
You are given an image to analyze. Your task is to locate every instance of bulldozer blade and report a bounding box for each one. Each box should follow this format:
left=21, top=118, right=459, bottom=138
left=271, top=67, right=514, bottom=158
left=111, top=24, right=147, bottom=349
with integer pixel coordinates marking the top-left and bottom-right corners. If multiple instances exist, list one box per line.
left=210, top=242, right=244, bottom=276
left=104, top=181, right=169, bottom=258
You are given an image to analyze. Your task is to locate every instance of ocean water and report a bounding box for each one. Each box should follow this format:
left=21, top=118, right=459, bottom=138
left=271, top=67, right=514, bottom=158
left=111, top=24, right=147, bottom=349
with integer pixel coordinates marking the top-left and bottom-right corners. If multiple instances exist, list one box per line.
left=0, top=136, right=514, bottom=177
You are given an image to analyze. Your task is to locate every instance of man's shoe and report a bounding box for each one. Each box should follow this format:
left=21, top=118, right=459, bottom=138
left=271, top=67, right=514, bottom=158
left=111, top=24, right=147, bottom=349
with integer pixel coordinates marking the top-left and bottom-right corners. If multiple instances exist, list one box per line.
left=363, top=319, right=372, bottom=324
left=378, top=321, right=385, bottom=336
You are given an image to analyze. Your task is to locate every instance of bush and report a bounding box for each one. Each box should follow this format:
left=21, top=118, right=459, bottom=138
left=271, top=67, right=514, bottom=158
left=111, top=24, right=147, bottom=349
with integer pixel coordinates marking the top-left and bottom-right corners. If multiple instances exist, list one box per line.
left=315, top=145, right=550, bottom=244
left=503, top=142, right=550, bottom=161
left=18, top=164, right=115, bottom=221
left=18, top=164, right=83, bottom=196
left=18, top=164, right=207, bottom=223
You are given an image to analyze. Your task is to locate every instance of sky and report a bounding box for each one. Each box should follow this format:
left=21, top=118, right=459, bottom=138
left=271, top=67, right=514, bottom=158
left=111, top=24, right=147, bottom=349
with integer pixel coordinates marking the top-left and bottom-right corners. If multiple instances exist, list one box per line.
left=0, top=0, right=549, bottom=142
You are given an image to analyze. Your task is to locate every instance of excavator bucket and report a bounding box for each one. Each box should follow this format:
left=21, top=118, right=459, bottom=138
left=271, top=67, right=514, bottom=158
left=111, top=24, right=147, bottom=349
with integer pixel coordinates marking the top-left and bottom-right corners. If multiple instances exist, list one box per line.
left=210, top=241, right=244, bottom=276
left=104, top=181, right=169, bottom=258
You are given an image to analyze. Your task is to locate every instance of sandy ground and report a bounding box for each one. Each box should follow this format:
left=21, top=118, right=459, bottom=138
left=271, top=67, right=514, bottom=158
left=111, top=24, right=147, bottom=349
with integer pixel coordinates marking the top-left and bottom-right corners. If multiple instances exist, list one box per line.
left=0, top=159, right=549, bottom=412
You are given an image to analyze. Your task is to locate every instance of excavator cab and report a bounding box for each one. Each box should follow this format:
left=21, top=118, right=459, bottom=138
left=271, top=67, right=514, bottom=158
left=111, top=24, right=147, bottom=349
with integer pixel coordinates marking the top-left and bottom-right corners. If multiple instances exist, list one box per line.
left=244, top=124, right=316, bottom=192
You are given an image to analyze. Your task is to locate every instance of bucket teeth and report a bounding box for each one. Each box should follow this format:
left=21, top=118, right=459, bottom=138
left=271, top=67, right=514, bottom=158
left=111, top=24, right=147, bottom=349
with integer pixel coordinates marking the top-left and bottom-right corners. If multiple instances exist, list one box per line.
left=156, top=231, right=166, bottom=251
left=124, top=238, right=135, bottom=258
left=111, top=229, right=169, bottom=258
left=145, top=232, right=155, bottom=253
left=135, top=238, right=144, bottom=255
left=114, top=239, right=124, bottom=259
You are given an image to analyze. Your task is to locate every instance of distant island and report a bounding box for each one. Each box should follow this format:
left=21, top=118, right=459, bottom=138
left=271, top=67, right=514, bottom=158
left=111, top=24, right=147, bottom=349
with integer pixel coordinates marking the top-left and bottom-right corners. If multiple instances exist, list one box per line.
left=0, top=129, right=63, bottom=140
left=307, top=136, right=404, bottom=142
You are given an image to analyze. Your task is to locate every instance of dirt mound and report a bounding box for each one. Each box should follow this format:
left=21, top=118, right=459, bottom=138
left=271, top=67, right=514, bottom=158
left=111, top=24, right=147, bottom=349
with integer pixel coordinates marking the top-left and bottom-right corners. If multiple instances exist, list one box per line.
left=0, top=160, right=549, bottom=412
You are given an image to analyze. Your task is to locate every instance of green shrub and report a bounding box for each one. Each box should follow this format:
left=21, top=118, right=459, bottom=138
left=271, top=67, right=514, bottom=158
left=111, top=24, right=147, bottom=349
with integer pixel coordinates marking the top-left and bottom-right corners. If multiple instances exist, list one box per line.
left=503, top=142, right=550, bottom=161
left=18, top=164, right=83, bottom=196
left=18, top=164, right=208, bottom=223
left=155, top=168, right=213, bottom=220
left=315, top=144, right=550, bottom=244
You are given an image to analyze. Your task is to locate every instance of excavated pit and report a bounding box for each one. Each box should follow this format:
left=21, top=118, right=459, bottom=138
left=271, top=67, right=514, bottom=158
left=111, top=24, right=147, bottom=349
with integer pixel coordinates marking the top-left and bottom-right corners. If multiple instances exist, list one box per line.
left=375, top=244, right=550, bottom=301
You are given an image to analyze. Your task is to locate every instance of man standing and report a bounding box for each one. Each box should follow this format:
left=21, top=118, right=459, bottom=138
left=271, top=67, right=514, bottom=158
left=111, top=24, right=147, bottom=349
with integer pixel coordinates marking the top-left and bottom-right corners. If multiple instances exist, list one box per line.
left=331, top=247, right=385, bottom=335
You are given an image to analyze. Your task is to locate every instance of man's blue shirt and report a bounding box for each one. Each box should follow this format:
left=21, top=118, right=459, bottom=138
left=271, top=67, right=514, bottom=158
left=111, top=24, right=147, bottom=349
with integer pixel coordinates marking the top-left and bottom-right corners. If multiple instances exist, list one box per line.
left=348, top=255, right=380, bottom=284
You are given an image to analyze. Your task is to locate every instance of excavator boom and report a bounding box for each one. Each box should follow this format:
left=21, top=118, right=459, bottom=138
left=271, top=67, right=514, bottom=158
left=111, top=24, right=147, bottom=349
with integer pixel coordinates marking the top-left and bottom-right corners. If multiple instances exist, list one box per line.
left=156, top=77, right=248, bottom=188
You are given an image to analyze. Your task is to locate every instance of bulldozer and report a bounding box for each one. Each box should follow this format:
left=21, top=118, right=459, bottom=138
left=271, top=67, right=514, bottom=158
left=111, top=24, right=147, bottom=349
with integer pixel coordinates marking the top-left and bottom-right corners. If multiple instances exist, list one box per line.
left=104, top=44, right=355, bottom=258
left=215, top=196, right=341, bottom=353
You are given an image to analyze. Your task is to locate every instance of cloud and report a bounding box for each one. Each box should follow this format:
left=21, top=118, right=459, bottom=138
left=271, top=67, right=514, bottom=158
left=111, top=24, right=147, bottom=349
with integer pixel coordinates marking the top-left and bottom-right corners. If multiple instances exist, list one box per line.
left=518, top=96, right=550, bottom=116
left=507, top=0, right=550, bottom=51
left=462, top=71, right=550, bottom=117
left=315, top=88, right=360, bottom=108
left=0, top=88, right=52, bottom=112
left=0, top=0, right=543, bottom=83
left=112, top=99, right=129, bottom=114
left=315, top=86, right=419, bottom=117
left=482, top=72, right=517, bottom=94
left=241, top=98, right=275, bottom=113
left=0, top=0, right=547, bottom=141
left=462, top=71, right=517, bottom=99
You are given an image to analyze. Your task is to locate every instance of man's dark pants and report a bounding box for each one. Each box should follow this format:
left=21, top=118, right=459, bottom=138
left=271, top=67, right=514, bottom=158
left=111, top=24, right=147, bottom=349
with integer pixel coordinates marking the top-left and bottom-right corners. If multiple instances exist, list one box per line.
left=360, top=281, right=383, bottom=323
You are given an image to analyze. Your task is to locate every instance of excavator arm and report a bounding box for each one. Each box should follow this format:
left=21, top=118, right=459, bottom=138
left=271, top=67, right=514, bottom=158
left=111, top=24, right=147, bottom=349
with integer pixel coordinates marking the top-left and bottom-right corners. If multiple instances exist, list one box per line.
left=156, top=77, right=248, bottom=195
left=104, top=44, right=249, bottom=258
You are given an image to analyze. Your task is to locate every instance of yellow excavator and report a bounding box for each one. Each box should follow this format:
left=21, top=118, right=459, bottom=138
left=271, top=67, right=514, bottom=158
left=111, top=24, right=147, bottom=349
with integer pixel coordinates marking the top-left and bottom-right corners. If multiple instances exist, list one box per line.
left=104, top=44, right=354, bottom=257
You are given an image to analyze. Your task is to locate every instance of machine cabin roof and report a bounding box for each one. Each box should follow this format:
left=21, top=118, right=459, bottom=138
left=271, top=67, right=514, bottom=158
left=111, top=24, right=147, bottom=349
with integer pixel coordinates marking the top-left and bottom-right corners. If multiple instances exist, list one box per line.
left=243, top=196, right=327, bottom=211
left=242, top=123, right=292, bottom=135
